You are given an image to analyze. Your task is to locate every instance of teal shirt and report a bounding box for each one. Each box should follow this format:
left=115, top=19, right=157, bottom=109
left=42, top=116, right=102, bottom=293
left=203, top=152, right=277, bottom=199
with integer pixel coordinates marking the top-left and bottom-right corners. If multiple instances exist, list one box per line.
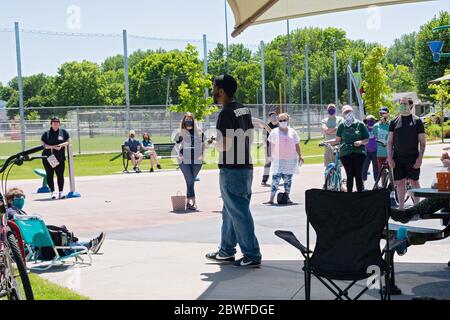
left=373, top=122, right=390, bottom=158
left=336, top=121, right=370, bottom=157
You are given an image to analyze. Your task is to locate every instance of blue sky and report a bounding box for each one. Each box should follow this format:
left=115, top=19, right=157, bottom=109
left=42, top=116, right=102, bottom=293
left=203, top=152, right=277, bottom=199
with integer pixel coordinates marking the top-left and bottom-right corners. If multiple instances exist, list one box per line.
left=0, top=0, right=449, bottom=84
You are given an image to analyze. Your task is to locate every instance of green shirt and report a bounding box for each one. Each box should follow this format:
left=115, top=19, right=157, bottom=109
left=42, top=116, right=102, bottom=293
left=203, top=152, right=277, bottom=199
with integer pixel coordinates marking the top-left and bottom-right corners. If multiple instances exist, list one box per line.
left=321, top=116, right=343, bottom=140
left=336, top=121, right=370, bottom=157
left=373, top=122, right=390, bottom=158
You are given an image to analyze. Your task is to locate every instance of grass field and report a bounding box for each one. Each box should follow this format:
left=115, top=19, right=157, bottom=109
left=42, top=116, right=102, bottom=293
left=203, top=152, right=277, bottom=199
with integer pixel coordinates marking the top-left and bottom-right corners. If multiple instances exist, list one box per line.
left=2, top=139, right=325, bottom=180
left=29, top=274, right=89, bottom=300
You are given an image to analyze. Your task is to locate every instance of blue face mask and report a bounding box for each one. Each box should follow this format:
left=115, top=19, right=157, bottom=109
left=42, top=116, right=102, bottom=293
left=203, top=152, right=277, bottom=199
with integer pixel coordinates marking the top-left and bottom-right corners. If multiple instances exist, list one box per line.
left=12, top=197, right=25, bottom=210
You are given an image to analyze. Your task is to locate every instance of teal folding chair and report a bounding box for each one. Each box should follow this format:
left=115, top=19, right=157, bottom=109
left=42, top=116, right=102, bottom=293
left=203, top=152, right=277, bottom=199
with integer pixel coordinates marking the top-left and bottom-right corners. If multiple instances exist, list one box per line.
left=14, top=215, right=91, bottom=271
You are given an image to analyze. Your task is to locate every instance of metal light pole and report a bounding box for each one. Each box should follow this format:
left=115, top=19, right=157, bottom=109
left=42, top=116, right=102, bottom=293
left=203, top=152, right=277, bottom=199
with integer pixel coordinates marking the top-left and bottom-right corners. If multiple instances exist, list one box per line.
left=334, top=51, right=338, bottom=106
left=14, top=22, right=25, bottom=151
left=261, top=41, right=266, bottom=122
left=224, top=0, right=230, bottom=73
left=123, top=29, right=131, bottom=132
left=283, top=48, right=287, bottom=112
left=320, top=76, right=323, bottom=106
left=287, top=20, right=292, bottom=105
left=203, top=34, right=208, bottom=97
left=305, top=46, right=311, bottom=140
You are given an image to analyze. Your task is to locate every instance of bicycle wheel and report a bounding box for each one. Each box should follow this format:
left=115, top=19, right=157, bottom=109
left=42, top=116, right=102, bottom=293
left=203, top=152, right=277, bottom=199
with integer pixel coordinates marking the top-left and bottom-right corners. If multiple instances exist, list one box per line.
left=4, top=232, right=34, bottom=300
left=324, top=168, right=339, bottom=191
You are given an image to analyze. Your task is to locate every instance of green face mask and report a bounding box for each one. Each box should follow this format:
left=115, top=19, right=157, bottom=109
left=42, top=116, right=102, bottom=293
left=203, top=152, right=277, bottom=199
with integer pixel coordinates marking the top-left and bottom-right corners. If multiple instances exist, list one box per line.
left=399, top=104, right=409, bottom=113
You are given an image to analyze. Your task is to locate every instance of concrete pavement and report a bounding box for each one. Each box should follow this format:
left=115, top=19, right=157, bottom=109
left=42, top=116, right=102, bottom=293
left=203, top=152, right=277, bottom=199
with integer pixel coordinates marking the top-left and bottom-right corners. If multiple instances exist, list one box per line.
left=10, top=156, right=450, bottom=300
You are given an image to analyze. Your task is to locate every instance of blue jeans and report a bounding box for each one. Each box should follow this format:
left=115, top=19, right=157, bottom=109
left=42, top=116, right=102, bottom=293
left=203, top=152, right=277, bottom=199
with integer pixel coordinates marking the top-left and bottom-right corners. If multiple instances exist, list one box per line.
left=219, top=168, right=261, bottom=262
left=362, top=151, right=379, bottom=181
left=179, top=163, right=202, bottom=198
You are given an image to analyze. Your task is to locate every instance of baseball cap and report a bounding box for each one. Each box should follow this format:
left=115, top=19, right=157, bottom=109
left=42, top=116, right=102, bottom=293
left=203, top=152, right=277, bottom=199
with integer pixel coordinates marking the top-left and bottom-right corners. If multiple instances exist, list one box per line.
left=379, top=107, right=389, bottom=113
left=50, top=116, right=60, bottom=123
left=342, top=105, right=353, bottom=113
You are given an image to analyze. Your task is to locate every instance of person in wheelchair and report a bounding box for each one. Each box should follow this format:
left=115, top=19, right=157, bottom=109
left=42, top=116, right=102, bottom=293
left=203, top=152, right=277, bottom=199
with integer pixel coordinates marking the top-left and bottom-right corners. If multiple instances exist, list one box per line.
left=5, top=187, right=106, bottom=254
left=391, top=153, right=450, bottom=223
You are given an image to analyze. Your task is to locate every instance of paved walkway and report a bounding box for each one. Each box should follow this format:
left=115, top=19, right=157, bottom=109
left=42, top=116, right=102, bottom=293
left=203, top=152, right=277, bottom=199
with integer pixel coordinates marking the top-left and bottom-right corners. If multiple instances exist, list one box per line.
left=11, top=156, right=450, bottom=300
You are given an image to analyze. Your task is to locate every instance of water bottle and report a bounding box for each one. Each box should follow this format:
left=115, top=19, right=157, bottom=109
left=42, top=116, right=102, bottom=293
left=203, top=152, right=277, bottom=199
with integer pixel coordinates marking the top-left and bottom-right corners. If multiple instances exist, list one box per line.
left=396, top=227, right=408, bottom=256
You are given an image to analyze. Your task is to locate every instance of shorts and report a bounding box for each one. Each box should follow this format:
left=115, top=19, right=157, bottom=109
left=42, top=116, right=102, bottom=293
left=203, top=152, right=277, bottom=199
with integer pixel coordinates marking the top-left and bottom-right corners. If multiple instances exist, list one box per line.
left=393, top=154, right=420, bottom=181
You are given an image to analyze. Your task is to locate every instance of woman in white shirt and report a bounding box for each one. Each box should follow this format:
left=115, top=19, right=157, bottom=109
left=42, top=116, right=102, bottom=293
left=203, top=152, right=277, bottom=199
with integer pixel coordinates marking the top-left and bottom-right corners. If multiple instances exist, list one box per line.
left=264, top=113, right=303, bottom=205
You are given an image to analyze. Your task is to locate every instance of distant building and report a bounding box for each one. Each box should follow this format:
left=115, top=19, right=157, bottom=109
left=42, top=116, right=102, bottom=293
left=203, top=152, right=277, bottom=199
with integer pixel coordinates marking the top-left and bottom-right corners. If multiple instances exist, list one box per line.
left=391, top=92, right=433, bottom=116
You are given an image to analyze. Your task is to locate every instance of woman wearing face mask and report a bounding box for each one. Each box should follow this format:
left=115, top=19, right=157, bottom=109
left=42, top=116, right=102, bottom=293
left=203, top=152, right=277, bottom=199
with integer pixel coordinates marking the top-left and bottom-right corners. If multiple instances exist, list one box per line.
left=5, top=188, right=106, bottom=254
left=142, top=133, right=162, bottom=172
left=264, top=113, right=303, bottom=205
left=41, top=117, right=70, bottom=199
left=330, top=105, right=369, bottom=193
left=175, top=113, right=205, bottom=210
left=361, top=115, right=379, bottom=183
left=321, top=104, right=343, bottom=167
left=373, top=107, right=390, bottom=172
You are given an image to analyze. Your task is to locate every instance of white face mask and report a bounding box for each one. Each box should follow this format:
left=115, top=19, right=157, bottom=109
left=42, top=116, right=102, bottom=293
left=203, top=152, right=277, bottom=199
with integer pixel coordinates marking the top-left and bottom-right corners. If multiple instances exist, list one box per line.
left=344, top=112, right=355, bottom=127
left=279, top=121, right=289, bottom=129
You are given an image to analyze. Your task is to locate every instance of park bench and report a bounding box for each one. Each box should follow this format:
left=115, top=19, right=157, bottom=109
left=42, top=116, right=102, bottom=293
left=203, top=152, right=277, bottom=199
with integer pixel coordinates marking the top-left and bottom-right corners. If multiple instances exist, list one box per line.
left=121, top=143, right=176, bottom=173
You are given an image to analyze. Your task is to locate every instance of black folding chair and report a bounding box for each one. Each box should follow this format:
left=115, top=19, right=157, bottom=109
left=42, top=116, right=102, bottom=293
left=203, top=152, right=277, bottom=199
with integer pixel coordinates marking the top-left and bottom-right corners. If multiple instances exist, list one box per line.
left=275, top=189, right=407, bottom=300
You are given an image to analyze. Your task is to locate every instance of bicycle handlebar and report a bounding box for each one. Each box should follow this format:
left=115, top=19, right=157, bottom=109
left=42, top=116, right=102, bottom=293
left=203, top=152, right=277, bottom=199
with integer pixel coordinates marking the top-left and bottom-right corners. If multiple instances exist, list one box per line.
left=0, top=145, right=45, bottom=174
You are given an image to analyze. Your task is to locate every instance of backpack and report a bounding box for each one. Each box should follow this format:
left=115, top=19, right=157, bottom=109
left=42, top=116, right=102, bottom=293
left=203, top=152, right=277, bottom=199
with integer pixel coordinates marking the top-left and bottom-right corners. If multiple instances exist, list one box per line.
left=277, top=192, right=289, bottom=205
left=38, top=225, right=78, bottom=260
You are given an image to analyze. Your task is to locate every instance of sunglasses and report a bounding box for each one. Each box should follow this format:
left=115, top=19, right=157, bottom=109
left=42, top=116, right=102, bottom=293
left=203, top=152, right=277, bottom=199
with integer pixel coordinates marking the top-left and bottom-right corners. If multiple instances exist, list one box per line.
left=279, top=119, right=288, bottom=122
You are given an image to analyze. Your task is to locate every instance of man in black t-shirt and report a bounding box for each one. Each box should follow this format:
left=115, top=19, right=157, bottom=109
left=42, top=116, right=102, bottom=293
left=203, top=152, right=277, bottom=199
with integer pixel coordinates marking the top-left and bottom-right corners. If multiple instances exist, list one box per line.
left=205, top=75, right=261, bottom=268
left=387, top=97, right=426, bottom=209
left=41, top=117, right=70, bottom=200
left=261, top=111, right=279, bottom=187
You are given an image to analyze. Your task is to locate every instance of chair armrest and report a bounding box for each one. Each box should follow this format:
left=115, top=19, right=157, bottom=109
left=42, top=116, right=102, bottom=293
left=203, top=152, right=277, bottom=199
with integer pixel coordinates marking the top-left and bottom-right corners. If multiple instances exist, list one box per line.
left=383, top=238, right=408, bottom=254
left=274, top=230, right=312, bottom=259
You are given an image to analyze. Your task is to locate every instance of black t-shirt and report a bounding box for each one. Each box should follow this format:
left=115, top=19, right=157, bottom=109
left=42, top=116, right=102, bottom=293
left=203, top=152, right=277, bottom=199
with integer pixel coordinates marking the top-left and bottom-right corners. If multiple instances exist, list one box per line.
left=216, top=101, right=254, bottom=169
left=175, top=128, right=205, bottom=164
left=41, top=128, right=70, bottom=161
left=389, top=115, right=425, bottom=157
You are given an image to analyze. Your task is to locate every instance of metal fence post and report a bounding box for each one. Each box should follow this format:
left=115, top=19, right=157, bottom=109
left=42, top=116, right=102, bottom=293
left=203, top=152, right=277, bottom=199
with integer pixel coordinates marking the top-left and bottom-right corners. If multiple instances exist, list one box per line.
left=76, top=106, right=81, bottom=154
left=14, top=22, right=25, bottom=151
left=203, top=34, right=210, bottom=130
left=123, top=29, right=131, bottom=132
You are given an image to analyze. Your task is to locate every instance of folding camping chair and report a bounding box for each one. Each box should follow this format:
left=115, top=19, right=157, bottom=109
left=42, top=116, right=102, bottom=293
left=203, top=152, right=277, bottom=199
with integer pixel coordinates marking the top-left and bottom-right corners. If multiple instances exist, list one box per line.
left=14, top=215, right=92, bottom=271
left=275, top=189, right=407, bottom=300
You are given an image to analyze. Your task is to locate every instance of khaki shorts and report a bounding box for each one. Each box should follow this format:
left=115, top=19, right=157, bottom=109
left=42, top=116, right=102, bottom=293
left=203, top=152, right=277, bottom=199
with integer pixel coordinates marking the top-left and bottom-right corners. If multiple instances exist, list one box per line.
left=324, top=149, right=334, bottom=167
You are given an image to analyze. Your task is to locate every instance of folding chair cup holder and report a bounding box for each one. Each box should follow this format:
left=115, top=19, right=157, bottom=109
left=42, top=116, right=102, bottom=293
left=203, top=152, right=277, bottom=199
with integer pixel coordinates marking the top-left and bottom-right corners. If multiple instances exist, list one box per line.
left=275, top=189, right=406, bottom=300
left=14, top=215, right=92, bottom=271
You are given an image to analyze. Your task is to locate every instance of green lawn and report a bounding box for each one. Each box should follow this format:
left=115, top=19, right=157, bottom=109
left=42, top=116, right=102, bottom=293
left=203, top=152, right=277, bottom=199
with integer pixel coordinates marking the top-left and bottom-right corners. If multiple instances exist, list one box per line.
left=3, top=139, right=325, bottom=180
left=29, top=274, right=89, bottom=300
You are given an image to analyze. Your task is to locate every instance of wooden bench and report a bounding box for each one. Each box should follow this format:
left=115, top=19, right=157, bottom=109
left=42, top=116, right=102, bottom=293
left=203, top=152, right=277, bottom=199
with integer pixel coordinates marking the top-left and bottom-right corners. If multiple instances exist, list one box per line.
left=121, top=143, right=176, bottom=173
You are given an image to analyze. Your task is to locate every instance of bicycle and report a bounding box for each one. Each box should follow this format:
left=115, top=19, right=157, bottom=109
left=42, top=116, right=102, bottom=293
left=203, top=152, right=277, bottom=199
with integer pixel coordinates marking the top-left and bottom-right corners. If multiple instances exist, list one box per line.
left=373, top=140, right=415, bottom=207
left=319, top=142, right=350, bottom=192
left=0, top=145, right=45, bottom=300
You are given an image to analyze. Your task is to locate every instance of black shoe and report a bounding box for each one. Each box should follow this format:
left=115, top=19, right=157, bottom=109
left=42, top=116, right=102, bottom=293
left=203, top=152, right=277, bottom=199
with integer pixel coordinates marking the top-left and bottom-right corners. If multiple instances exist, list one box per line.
left=234, top=256, right=261, bottom=268
left=263, top=201, right=274, bottom=205
left=187, top=203, right=197, bottom=211
left=205, top=251, right=235, bottom=264
left=261, top=182, right=270, bottom=187
left=150, top=168, right=154, bottom=172
left=157, top=164, right=162, bottom=170
left=90, top=232, right=106, bottom=254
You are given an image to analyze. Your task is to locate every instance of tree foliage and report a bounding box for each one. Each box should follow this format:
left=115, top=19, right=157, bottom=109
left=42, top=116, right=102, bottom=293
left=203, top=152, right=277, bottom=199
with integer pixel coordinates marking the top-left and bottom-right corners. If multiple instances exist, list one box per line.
left=362, top=46, right=392, bottom=115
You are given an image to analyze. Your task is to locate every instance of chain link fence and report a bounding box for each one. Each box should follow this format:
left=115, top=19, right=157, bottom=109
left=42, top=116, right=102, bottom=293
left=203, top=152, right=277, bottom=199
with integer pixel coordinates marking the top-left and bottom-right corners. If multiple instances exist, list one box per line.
left=0, top=103, right=364, bottom=158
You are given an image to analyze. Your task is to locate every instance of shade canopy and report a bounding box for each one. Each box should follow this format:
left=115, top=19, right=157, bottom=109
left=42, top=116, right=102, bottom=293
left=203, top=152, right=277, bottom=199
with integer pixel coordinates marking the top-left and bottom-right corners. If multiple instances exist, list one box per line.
left=428, top=73, right=450, bottom=84
left=228, top=0, right=434, bottom=37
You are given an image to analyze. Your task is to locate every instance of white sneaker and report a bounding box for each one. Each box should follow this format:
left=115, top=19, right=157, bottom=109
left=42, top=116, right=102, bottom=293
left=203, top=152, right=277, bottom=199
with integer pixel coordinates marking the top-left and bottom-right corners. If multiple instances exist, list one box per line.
left=51, top=192, right=57, bottom=199
left=58, top=192, right=66, bottom=199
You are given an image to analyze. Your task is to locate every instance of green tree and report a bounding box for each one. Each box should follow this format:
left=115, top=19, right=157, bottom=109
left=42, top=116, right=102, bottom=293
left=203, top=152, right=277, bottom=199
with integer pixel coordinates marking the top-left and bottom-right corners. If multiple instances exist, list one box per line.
left=387, top=64, right=416, bottom=93
left=54, top=61, right=107, bottom=106
left=414, top=11, right=450, bottom=98
left=363, top=46, right=392, bottom=115
left=386, top=32, right=417, bottom=67
left=169, top=45, right=215, bottom=121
